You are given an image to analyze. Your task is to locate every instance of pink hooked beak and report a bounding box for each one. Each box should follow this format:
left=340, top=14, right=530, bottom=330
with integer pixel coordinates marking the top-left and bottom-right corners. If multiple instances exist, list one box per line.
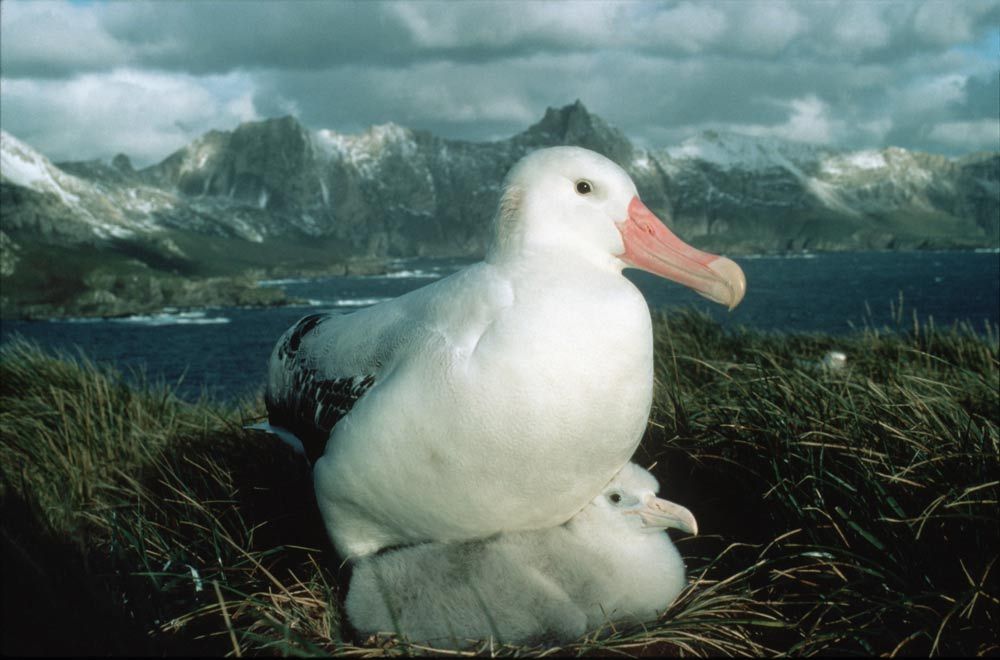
left=617, top=197, right=746, bottom=309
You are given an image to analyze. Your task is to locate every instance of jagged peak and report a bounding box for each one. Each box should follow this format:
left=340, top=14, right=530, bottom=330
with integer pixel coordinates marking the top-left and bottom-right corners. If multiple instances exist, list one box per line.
left=544, top=99, right=590, bottom=120
left=112, top=153, right=134, bottom=173
left=228, top=115, right=312, bottom=151
left=166, top=116, right=309, bottom=155
left=528, top=100, right=608, bottom=138
left=517, top=101, right=634, bottom=164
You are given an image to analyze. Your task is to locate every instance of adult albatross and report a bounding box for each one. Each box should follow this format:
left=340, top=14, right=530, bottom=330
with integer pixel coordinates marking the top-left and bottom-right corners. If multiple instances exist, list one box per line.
left=264, top=146, right=745, bottom=559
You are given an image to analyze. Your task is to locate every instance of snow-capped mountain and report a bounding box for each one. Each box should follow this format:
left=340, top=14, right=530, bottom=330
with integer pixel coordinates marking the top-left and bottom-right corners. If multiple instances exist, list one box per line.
left=650, top=127, right=997, bottom=251
left=1, top=130, right=178, bottom=242
left=1, top=102, right=997, bottom=315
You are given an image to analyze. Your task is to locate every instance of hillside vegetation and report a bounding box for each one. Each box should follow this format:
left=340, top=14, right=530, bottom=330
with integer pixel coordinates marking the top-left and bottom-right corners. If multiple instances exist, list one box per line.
left=1, top=310, right=997, bottom=656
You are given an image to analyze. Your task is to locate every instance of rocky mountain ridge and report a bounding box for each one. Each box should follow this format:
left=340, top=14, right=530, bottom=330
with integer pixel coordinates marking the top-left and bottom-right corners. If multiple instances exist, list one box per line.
left=2, top=101, right=998, bottom=317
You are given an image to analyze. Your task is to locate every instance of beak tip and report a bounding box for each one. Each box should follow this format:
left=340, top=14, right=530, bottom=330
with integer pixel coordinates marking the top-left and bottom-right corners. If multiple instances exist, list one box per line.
left=709, top=256, right=746, bottom=310
left=645, top=498, right=699, bottom=536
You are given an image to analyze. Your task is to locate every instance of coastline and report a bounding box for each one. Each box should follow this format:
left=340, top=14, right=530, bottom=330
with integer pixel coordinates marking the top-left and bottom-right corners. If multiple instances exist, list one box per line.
left=0, top=257, right=396, bottom=321
left=2, top=245, right=997, bottom=322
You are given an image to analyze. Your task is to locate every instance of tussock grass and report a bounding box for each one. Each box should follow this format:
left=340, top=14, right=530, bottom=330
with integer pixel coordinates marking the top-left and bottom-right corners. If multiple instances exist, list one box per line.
left=645, top=309, right=999, bottom=656
left=1, top=309, right=997, bottom=656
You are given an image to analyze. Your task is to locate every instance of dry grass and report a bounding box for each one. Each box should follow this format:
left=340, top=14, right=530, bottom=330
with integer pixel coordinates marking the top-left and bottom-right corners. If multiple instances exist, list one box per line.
left=1, top=308, right=997, bottom=656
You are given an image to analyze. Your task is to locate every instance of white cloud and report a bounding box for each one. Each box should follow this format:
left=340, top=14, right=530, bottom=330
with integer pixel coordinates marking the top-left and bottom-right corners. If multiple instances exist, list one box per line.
left=0, top=0, right=127, bottom=76
left=706, top=96, right=845, bottom=146
left=895, top=74, right=968, bottom=114
left=688, top=95, right=852, bottom=146
left=857, top=118, right=894, bottom=143
left=927, top=119, right=1000, bottom=151
left=727, top=1, right=804, bottom=56
left=832, top=3, right=893, bottom=52
left=256, top=53, right=597, bottom=134
left=913, top=0, right=981, bottom=46
left=224, top=94, right=260, bottom=124
left=1, top=0, right=997, bottom=159
left=778, top=96, right=843, bottom=144
left=1, top=70, right=259, bottom=165
left=644, top=2, right=728, bottom=54
left=389, top=1, right=619, bottom=51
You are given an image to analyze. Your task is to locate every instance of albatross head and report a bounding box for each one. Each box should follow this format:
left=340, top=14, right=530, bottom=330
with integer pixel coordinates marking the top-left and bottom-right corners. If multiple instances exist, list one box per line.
left=571, top=462, right=698, bottom=537
left=489, top=146, right=745, bottom=309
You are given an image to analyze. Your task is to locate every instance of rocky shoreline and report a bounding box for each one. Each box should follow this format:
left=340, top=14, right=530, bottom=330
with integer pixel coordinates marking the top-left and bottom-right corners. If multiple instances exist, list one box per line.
left=0, top=257, right=401, bottom=321
left=5, top=245, right=997, bottom=321
left=4, top=273, right=293, bottom=321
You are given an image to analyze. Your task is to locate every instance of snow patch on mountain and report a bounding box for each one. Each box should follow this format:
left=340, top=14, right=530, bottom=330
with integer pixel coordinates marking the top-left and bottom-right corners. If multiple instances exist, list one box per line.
left=668, top=130, right=833, bottom=171
left=821, top=150, right=888, bottom=175
left=315, top=123, right=417, bottom=177
left=1, top=131, right=84, bottom=205
left=0, top=130, right=183, bottom=240
left=805, top=178, right=861, bottom=217
left=631, top=150, right=655, bottom=171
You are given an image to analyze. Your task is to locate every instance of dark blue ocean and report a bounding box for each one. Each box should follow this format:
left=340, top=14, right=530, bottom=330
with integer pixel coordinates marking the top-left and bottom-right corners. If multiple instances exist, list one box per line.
left=1, top=250, right=997, bottom=402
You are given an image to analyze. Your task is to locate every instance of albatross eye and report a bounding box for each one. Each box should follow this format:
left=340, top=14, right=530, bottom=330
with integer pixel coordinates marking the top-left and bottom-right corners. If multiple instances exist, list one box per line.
left=575, top=180, right=593, bottom=195
left=608, top=492, right=623, bottom=505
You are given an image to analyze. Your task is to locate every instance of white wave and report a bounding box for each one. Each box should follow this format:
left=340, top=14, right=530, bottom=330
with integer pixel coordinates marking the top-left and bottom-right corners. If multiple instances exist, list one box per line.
left=381, top=269, right=440, bottom=279
left=285, top=299, right=331, bottom=308
left=112, top=311, right=231, bottom=326
left=52, top=317, right=104, bottom=324
left=740, top=252, right=818, bottom=260
left=257, top=278, right=311, bottom=286
left=973, top=247, right=1000, bottom=253
left=331, top=297, right=392, bottom=307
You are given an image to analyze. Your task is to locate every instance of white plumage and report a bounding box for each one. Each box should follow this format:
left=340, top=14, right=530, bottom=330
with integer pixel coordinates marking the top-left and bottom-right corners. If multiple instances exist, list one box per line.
left=345, top=462, right=698, bottom=649
left=264, top=146, right=744, bottom=558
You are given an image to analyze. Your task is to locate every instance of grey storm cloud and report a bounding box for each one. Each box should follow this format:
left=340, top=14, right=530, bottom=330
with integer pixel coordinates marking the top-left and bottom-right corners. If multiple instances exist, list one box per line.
left=955, top=73, right=1000, bottom=119
left=1, top=0, right=997, bottom=165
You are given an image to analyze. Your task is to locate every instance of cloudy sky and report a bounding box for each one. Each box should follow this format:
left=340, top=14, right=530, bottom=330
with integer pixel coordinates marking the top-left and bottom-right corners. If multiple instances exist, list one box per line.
left=1, top=0, right=998, bottom=166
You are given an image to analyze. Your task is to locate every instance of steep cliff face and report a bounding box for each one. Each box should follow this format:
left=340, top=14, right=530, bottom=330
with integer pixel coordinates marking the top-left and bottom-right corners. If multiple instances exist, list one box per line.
left=1, top=131, right=176, bottom=243
left=955, top=153, right=1000, bottom=237
left=147, top=117, right=324, bottom=217
left=513, top=100, right=635, bottom=165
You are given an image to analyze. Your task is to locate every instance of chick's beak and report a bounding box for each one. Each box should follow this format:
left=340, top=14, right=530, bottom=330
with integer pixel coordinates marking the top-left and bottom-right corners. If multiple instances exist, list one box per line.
left=638, top=496, right=699, bottom=536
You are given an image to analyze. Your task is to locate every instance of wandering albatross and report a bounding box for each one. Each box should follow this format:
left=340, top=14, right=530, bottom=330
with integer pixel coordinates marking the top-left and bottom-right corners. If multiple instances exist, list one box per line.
left=264, top=146, right=745, bottom=558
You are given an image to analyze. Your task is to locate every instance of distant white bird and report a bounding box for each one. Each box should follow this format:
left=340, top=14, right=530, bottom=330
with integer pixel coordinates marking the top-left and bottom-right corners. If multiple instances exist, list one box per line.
left=793, top=349, right=848, bottom=373
left=345, top=462, right=698, bottom=649
left=264, top=146, right=744, bottom=558
left=821, top=350, right=847, bottom=371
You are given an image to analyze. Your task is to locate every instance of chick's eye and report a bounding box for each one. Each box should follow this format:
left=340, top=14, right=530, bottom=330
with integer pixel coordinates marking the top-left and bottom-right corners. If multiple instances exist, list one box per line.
left=575, top=180, right=593, bottom=195
left=608, top=492, right=622, bottom=504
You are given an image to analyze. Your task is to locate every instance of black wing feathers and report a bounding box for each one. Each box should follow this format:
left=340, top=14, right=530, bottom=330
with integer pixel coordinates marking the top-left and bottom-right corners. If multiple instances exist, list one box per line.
left=276, top=313, right=326, bottom=362
left=266, top=313, right=376, bottom=464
